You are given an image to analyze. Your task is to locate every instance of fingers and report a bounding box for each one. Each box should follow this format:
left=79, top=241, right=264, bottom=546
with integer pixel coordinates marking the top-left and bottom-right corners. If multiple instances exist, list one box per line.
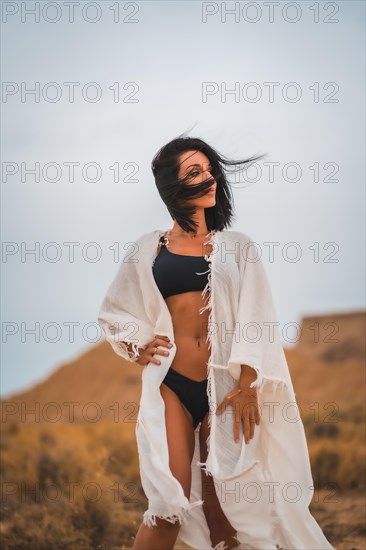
left=216, top=388, right=260, bottom=445
left=255, top=407, right=261, bottom=425
left=155, top=336, right=174, bottom=350
left=155, top=335, right=171, bottom=343
left=215, top=388, right=237, bottom=416
left=243, top=408, right=258, bottom=444
left=243, top=416, right=254, bottom=444
left=146, top=335, right=174, bottom=365
left=216, top=398, right=227, bottom=416
left=234, top=404, right=242, bottom=443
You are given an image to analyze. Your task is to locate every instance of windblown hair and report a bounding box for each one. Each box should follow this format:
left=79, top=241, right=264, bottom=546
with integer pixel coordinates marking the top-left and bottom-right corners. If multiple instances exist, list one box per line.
left=151, top=134, right=266, bottom=234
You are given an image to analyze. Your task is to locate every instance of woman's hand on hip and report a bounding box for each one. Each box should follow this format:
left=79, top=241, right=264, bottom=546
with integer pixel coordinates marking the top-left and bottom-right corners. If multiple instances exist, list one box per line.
left=135, top=335, right=173, bottom=366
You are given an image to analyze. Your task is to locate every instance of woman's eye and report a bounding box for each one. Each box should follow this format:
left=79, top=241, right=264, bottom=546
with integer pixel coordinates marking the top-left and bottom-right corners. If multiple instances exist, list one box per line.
left=188, top=168, right=213, bottom=178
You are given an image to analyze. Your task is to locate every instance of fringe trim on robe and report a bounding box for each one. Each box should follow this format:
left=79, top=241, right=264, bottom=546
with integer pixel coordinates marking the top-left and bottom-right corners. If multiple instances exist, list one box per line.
left=98, top=228, right=335, bottom=550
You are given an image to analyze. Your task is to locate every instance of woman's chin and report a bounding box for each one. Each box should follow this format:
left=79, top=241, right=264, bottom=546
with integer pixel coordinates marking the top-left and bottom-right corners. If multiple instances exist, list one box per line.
left=197, top=197, right=216, bottom=208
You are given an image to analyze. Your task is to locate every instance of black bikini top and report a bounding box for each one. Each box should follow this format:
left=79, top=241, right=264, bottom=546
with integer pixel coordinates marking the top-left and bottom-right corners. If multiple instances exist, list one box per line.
left=152, top=234, right=210, bottom=299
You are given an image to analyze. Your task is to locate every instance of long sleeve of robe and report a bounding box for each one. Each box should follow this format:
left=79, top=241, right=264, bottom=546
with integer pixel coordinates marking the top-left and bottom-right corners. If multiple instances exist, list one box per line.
left=97, top=228, right=335, bottom=550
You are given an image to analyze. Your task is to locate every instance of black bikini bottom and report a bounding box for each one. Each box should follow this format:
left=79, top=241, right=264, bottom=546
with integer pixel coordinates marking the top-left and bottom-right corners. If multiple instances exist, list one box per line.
left=161, top=366, right=209, bottom=426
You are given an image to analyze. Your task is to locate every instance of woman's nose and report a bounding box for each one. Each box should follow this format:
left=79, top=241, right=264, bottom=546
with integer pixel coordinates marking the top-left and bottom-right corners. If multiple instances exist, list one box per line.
left=202, top=169, right=213, bottom=180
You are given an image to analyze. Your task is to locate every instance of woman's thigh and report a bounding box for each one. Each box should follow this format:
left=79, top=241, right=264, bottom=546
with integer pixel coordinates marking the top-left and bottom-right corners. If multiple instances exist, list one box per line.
left=160, top=382, right=196, bottom=499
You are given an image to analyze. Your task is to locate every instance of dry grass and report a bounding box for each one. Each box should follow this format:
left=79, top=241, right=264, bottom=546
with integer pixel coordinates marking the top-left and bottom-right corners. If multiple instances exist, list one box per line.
left=302, top=404, right=366, bottom=491
left=1, top=311, right=364, bottom=548
left=1, top=406, right=365, bottom=549
left=0, top=421, right=145, bottom=549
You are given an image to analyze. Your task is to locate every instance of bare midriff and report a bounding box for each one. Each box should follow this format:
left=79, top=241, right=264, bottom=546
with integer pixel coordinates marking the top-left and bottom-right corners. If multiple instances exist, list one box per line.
left=156, top=233, right=213, bottom=383
left=165, top=291, right=211, bottom=382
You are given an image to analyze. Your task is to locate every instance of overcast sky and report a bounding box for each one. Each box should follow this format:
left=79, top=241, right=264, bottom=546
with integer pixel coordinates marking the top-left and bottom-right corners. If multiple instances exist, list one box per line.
left=1, top=1, right=365, bottom=397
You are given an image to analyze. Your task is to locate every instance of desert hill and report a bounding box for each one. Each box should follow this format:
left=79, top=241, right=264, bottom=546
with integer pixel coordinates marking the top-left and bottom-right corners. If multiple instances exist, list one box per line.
left=1, top=311, right=364, bottom=424
left=0, top=310, right=365, bottom=549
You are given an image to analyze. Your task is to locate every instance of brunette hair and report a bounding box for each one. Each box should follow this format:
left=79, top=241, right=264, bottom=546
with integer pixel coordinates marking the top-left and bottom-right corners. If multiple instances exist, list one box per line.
left=151, top=134, right=266, bottom=234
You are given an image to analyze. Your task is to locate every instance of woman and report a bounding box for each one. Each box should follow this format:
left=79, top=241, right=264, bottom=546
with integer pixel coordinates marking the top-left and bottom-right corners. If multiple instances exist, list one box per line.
left=135, top=137, right=260, bottom=550
left=98, top=136, right=335, bottom=550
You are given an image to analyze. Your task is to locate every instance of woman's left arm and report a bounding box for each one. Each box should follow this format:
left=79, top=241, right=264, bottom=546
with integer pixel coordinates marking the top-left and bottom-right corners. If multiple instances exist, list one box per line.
left=239, top=363, right=258, bottom=388
left=216, top=363, right=261, bottom=444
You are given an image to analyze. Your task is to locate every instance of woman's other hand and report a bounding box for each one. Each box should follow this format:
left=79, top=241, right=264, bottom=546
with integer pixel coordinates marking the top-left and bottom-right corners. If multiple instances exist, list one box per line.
left=215, top=384, right=260, bottom=444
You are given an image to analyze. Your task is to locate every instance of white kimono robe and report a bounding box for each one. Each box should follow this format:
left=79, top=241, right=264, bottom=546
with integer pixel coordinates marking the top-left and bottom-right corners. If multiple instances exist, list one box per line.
left=97, top=229, right=335, bottom=550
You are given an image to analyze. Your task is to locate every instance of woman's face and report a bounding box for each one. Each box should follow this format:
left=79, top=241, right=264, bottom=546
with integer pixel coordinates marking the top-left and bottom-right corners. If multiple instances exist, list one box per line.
left=177, top=149, right=217, bottom=208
